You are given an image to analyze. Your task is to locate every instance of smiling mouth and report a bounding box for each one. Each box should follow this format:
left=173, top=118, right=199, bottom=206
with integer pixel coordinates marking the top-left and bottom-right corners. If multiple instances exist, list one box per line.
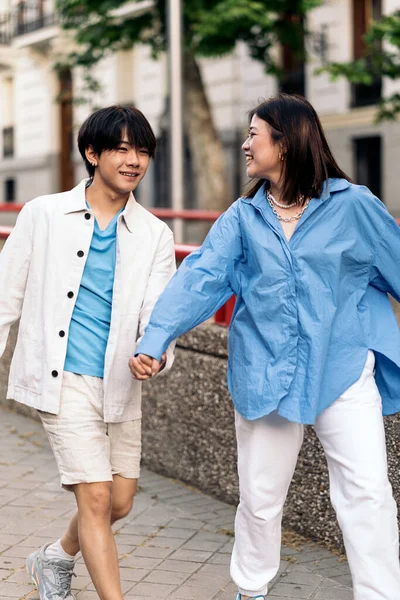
left=120, top=171, right=139, bottom=178
left=245, top=155, right=253, bottom=163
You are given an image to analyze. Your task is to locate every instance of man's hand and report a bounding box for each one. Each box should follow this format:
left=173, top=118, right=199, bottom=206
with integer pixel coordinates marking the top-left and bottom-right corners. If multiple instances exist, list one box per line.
left=129, top=353, right=166, bottom=380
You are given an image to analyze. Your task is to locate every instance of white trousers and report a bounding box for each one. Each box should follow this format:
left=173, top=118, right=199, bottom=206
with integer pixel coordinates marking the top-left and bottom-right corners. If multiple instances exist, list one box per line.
left=231, top=352, right=400, bottom=599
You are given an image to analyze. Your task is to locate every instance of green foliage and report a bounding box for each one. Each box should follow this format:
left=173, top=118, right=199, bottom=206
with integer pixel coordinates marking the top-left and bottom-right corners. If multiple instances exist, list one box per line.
left=321, top=10, right=400, bottom=121
left=57, top=0, right=320, bottom=73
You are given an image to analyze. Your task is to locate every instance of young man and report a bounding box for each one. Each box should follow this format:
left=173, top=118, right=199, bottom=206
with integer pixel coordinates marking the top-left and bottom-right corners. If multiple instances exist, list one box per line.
left=0, top=106, right=175, bottom=600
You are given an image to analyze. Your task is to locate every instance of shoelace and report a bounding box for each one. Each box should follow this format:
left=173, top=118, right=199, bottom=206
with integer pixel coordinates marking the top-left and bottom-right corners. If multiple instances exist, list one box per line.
left=53, top=564, right=76, bottom=599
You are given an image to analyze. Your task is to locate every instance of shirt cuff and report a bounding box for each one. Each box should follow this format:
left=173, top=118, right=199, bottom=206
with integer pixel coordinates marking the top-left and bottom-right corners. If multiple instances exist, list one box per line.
left=135, top=329, right=170, bottom=362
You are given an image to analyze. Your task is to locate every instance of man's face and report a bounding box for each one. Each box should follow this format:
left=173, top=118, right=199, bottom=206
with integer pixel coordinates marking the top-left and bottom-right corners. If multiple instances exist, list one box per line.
left=91, top=132, right=151, bottom=194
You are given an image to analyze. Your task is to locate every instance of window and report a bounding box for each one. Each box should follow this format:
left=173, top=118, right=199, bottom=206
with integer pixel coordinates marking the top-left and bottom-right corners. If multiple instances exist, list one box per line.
left=4, top=178, right=15, bottom=203
left=3, top=126, right=14, bottom=158
left=352, top=0, right=382, bottom=107
left=353, top=136, right=382, bottom=199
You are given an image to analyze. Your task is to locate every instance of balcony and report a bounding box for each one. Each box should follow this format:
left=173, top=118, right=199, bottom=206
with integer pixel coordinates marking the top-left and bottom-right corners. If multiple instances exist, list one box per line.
left=13, top=1, right=59, bottom=49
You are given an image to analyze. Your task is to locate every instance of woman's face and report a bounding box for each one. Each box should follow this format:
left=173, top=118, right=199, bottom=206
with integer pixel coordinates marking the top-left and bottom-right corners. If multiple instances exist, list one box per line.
left=242, top=114, right=283, bottom=182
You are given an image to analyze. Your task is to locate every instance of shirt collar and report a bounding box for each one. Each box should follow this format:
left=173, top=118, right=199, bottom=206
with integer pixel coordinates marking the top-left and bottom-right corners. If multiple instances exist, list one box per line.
left=63, top=178, right=138, bottom=233
left=246, top=177, right=351, bottom=207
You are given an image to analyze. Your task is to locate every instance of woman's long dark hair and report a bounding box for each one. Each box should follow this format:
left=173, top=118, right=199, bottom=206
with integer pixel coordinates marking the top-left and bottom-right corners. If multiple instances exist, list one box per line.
left=245, top=94, right=351, bottom=204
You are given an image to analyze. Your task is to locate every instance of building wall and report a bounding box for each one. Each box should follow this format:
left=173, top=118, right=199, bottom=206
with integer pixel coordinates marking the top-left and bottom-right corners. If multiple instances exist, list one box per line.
left=0, top=1, right=399, bottom=213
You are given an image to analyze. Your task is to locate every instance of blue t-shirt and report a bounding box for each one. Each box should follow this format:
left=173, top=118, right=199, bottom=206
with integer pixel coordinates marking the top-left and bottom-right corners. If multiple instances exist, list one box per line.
left=64, top=208, right=123, bottom=378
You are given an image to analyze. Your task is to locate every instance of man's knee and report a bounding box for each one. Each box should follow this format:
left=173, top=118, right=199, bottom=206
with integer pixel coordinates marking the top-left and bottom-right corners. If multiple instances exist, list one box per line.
left=111, top=496, right=134, bottom=521
left=111, top=477, right=138, bottom=521
left=75, top=483, right=113, bottom=520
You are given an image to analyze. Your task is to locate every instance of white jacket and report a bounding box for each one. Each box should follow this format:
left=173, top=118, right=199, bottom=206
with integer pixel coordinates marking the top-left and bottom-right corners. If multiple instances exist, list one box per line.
left=0, top=180, right=175, bottom=422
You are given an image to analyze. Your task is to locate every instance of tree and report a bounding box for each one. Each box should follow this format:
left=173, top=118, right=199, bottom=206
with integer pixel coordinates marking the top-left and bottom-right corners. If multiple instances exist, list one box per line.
left=57, top=0, right=320, bottom=210
left=322, top=11, right=400, bottom=122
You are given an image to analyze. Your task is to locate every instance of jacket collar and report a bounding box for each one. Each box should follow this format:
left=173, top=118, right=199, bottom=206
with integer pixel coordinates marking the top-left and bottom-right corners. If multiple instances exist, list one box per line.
left=246, top=177, right=351, bottom=208
left=63, top=179, right=138, bottom=233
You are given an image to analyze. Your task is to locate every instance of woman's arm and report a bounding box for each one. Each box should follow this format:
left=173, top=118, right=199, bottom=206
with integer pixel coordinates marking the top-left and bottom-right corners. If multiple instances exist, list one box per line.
left=135, top=202, right=243, bottom=362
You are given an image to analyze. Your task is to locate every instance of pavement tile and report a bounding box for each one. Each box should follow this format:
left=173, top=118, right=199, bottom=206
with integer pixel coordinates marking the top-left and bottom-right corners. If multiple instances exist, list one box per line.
left=169, top=519, right=205, bottom=529
left=277, top=571, right=324, bottom=586
left=181, top=539, right=225, bottom=552
left=114, top=533, right=148, bottom=546
left=0, top=581, right=34, bottom=597
left=269, top=582, right=319, bottom=598
left=156, top=527, right=196, bottom=540
left=119, top=555, right=163, bottom=569
left=169, top=583, right=218, bottom=600
left=119, top=567, right=151, bottom=582
left=71, top=576, right=92, bottom=590
left=143, top=536, right=184, bottom=549
left=131, top=581, right=177, bottom=598
left=0, top=557, right=25, bottom=571
left=168, top=548, right=213, bottom=562
left=130, top=546, right=174, bottom=559
left=208, top=553, right=231, bottom=565
left=143, top=569, right=190, bottom=585
left=313, top=587, right=353, bottom=600
left=157, top=559, right=201, bottom=574
left=117, top=523, right=159, bottom=537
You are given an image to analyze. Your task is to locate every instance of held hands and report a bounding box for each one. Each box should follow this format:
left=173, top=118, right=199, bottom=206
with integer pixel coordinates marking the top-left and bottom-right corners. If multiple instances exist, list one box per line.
left=129, top=353, right=166, bottom=380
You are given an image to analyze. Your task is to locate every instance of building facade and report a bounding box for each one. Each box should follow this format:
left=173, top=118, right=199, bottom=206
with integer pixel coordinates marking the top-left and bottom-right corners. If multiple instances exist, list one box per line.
left=0, top=0, right=399, bottom=218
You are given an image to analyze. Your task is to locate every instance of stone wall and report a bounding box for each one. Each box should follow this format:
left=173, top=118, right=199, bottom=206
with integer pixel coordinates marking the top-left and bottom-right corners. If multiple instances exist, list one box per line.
left=1, top=303, right=400, bottom=552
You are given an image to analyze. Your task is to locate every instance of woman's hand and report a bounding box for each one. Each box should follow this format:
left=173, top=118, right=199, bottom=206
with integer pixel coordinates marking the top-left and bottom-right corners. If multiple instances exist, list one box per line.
left=129, top=353, right=165, bottom=380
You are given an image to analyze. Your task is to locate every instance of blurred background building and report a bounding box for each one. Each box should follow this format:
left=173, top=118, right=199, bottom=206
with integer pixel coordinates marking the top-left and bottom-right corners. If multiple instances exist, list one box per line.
left=0, top=0, right=399, bottom=217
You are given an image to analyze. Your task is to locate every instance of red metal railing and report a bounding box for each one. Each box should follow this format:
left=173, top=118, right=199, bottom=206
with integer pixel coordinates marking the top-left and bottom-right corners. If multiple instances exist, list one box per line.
left=0, top=206, right=235, bottom=326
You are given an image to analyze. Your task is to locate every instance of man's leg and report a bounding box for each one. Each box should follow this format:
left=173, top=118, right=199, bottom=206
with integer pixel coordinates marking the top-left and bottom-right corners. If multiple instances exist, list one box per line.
left=314, top=352, right=400, bottom=600
left=231, top=410, right=304, bottom=599
left=71, top=477, right=137, bottom=600
left=30, top=373, right=139, bottom=600
left=60, top=475, right=138, bottom=557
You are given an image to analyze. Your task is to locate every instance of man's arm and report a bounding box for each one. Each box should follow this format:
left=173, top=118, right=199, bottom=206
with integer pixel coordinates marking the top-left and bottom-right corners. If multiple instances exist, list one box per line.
left=0, top=202, right=34, bottom=358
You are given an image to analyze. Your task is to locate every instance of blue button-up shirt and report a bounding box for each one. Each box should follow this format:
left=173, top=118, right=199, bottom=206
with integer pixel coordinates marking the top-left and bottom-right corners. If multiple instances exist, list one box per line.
left=137, top=178, right=400, bottom=424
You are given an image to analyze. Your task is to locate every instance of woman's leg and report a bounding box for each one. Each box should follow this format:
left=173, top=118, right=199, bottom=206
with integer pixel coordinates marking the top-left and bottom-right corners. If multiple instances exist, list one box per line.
left=231, top=410, right=304, bottom=597
left=314, top=352, right=400, bottom=600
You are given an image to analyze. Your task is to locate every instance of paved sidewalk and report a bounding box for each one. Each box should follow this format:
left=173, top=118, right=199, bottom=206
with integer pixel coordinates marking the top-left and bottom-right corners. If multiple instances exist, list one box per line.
left=0, top=407, right=352, bottom=600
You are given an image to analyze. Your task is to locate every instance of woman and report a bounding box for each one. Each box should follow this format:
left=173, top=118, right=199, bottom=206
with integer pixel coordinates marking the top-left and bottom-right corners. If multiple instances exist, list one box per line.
left=130, top=94, right=400, bottom=600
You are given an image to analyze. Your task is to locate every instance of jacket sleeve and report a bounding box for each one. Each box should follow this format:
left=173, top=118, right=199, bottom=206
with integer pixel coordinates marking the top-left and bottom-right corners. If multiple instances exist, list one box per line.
left=136, top=203, right=242, bottom=361
left=137, top=225, right=177, bottom=373
left=0, top=202, right=34, bottom=358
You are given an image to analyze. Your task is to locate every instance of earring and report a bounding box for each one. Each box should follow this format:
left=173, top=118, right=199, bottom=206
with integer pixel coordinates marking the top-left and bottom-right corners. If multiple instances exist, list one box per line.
left=279, top=152, right=285, bottom=162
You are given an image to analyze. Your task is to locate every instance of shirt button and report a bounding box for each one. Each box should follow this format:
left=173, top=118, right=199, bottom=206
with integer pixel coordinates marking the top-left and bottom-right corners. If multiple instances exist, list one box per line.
left=77, top=250, right=84, bottom=257
left=85, top=213, right=91, bottom=220
left=59, top=330, right=65, bottom=337
left=67, top=291, right=74, bottom=298
left=52, top=370, right=58, bottom=378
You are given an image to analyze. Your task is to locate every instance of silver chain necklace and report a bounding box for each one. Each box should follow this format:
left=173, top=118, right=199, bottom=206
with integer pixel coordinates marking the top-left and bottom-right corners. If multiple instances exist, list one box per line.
left=267, top=194, right=310, bottom=223
left=267, top=190, right=302, bottom=209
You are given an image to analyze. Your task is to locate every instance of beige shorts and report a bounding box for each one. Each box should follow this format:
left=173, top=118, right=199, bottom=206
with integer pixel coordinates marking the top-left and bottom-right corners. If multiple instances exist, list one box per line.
left=39, top=371, right=141, bottom=487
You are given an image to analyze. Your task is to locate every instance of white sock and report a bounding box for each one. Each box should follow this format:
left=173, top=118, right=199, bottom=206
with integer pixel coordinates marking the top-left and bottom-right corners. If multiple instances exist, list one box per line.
left=45, top=539, right=76, bottom=562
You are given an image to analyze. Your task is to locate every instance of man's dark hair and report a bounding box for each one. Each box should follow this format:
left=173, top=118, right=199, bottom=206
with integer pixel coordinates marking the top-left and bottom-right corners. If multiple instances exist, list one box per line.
left=78, top=105, right=157, bottom=177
